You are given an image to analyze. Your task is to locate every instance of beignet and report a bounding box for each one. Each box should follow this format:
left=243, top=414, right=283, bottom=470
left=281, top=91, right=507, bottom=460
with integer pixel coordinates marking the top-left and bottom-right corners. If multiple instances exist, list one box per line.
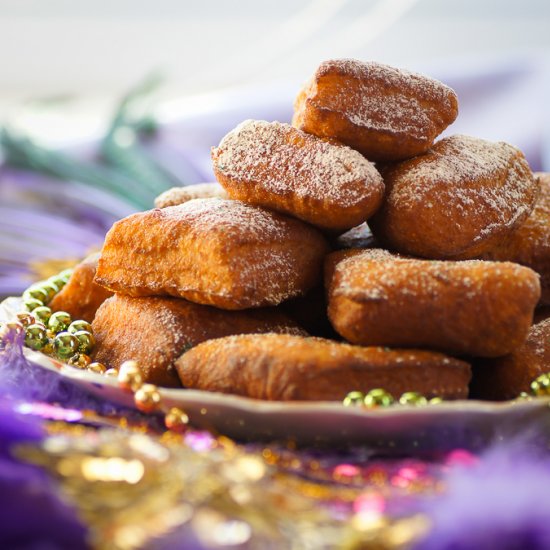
left=95, top=198, right=330, bottom=310
left=212, top=120, right=384, bottom=232
left=92, top=294, right=307, bottom=387
left=369, top=135, right=538, bottom=260
left=176, top=333, right=471, bottom=401
left=154, top=183, right=227, bottom=208
left=326, top=249, right=540, bottom=357
left=49, top=253, right=113, bottom=323
left=470, top=316, right=550, bottom=400
left=293, top=59, right=458, bottom=162
left=480, top=172, right=550, bottom=305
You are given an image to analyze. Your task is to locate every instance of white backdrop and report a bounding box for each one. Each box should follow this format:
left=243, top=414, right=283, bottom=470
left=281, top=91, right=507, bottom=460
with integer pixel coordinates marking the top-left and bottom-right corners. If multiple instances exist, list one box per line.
left=0, top=1, right=548, bottom=111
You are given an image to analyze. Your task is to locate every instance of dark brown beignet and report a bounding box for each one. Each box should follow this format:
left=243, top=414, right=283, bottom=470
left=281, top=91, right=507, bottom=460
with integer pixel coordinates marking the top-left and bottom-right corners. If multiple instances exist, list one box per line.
left=292, top=59, right=458, bottom=162
left=95, top=198, right=330, bottom=310
left=326, top=249, right=541, bottom=357
left=470, top=316, right=550, bottom=400
left=212, top=120, right=384, bottom=232
left=369, top=135, right=538, bottom=260
left=49, top=252, right=113, bottom=323
left=92, top=294, right=307, bottom=388
left=175, top=333, right=471, bottom=401
left=480, top=172, right=550, bottom=305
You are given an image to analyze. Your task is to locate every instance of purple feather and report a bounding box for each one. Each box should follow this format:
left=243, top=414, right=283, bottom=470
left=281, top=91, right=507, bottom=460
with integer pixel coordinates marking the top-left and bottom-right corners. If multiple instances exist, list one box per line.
left=0, top=166, right=136, bottom=298
left=0, top=327, right=135, bottom=417
left=416, top=435, right=550, bottom=549
left=0, top=433, right=88, bottom=548
left=0, top=396, right=88, bottom=548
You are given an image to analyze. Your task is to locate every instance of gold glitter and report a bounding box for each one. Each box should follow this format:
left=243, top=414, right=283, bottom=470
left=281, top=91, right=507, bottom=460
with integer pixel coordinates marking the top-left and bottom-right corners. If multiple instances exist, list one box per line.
left=381, top=515, right=431, bottom=547
left=13, top=415, right=431, bottom=550
left=221, top=456, right=266, bottom=482
left=352, top=511, right=389, bottom=532
left=81, top=457, right=145, bottom=483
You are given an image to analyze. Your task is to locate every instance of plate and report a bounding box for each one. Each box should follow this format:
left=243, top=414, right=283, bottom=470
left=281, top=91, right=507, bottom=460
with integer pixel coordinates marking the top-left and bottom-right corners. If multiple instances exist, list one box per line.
left=2, top=297, right=549, bottom=451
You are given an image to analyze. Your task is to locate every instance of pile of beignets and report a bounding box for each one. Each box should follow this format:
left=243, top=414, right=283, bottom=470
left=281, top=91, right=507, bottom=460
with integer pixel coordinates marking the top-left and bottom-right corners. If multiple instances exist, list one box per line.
left=52, top=59, right=550, bottom=402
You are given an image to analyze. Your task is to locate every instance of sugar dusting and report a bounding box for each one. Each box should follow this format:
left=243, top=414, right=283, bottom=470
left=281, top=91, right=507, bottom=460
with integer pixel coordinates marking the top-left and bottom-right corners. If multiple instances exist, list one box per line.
left=140, top=199, right=327, bottom=307
left=314, top=59, right=458, bottom=140
left=332, top=249, right=540, bottom=302
left=168, top=199, right=324, bottom=305
left=386, top=135, right=536, bottom=239
left=182, top=333, right=469, bottom=399
left=154, top=183, right=227, bottom=208
left=212, top=120, right=382, bottom=207
left=527, top=317, right=550, bottom=360
left=188, top=332, right=462, bottom=369
left=482, top=172, right=550, bottom=275
left=163, top=198, right=310, bottom=244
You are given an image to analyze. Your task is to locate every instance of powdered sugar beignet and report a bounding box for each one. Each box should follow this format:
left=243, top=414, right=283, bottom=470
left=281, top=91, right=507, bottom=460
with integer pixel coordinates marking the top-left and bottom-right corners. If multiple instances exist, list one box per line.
left=212, top=120, right=384, bottom=232
left=369, top=135, right=538, bottom=260
left=480, top=172, right=550, bottom=305
left=293, top=59, right=458, bottom=162
left=176, top=333, right=471, bottom=401
left=93, top=294, right=307, bottom=388
left=471, top=315, right=550, bottom=400
left=95, top=198, right=330, bottom=310
left=154, top=183, right=227, bottom=208
left=326, top=249, right=541, bottom=357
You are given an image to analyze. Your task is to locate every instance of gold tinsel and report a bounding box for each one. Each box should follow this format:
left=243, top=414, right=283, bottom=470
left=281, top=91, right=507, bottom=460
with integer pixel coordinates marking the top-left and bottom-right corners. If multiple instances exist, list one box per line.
left=17, top=427, right=429, bottom=550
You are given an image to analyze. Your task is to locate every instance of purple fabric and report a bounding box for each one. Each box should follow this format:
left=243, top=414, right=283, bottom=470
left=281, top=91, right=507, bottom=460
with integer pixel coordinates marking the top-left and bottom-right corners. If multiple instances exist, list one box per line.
left=0, top=401, right=88, bottom=549
left=415, top=435, right=550, bottom=550
left=0, top=166, right=134, bottom=297
left=0, top=328, right=151, bottom=422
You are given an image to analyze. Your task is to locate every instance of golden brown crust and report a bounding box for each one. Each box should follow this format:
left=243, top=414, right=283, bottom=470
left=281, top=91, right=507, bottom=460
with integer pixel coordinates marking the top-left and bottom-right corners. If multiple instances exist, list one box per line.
left=95, top=198, right=330, bottom=310
left=292, top=59, right=458, bottom=162
left=92, top=294, right=307, bottom=388
left=175, top=333, right=471, bottom=401
left=480, top=172, right=550, bottom=305
left=470, top=317, right=550, bottom=400
left=49, top=253, right=113, bottom=323
left=369, top=135, right=538, bottom=259
left=212, top=120, right=384, bottom=232
left=326, top=249, right=541, bottom=357
left=154, top=183, right=227, bottom=208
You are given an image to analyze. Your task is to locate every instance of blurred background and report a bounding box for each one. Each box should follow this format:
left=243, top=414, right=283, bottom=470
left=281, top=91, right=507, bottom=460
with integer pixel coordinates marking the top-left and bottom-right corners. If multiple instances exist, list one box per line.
left=0, top=0, right=549, bottom=295
left=1, top=0, right=549, bottom=146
